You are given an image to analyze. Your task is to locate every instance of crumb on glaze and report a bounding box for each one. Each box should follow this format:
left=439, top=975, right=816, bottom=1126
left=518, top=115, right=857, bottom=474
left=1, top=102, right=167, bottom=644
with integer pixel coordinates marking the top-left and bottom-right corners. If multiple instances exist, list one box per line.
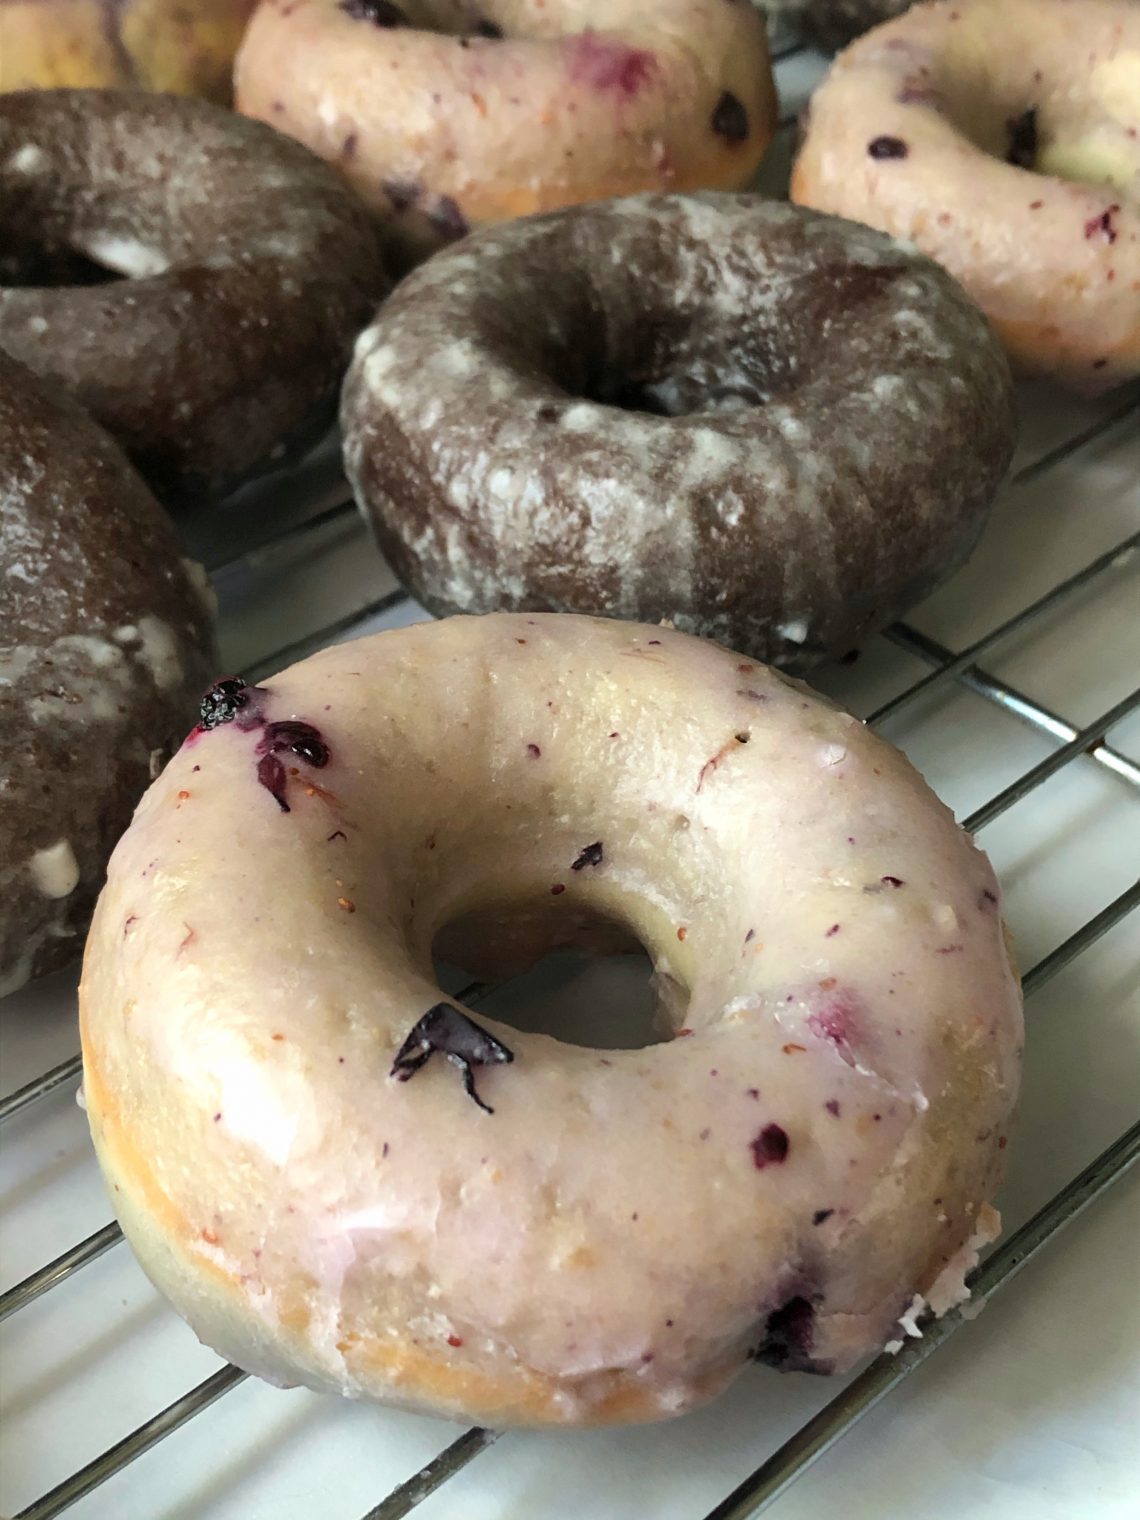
left=750, top=1123, right=789, bottom=1168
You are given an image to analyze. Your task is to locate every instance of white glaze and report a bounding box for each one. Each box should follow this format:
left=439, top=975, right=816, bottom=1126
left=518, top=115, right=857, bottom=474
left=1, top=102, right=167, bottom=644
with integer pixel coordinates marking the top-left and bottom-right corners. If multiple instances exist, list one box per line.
left=234, top=0, right=778, bottom=260
left=81, top=615, right=1022, bottom=1427
left=79, top=233, right=168, bottom=279
left=792, top=0, right=1140, bottom=390
left=7, top=142, right=46, bottom=173
left=28, top=840, right=80, bottom=899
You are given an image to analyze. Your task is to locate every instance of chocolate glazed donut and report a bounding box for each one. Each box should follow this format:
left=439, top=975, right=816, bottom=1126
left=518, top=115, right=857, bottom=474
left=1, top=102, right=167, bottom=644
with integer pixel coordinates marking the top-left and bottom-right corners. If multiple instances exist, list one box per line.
left=0, top=89, right=387, bottom=506
left=0, top=353, right=216, bottom=996
left=342, top=194, right=1015, bottom=670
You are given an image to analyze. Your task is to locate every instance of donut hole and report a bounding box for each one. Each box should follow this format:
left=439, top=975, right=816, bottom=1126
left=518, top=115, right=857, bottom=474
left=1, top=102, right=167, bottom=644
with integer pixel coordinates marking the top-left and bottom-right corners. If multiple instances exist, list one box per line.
left=940, top=96, right=1056, bottom=176
left=528, top=239, right=907, bottom=419
left=584, top=364, right=775, bottom=418
left=342, top=1, right=509, bottom=38
left=0, top=234, right=127, bottom=289
left=433, top=903, right=687, bottom=1050
left=932, top=56, right=1128, bottom=192
left=569, top=320, right=793, bottom=418
left=472, top=946, right=671, bottom=1050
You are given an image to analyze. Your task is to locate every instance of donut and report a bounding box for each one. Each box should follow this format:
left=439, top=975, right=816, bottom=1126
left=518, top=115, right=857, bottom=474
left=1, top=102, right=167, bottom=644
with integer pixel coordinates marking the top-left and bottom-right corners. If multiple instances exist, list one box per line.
left=342, top=193, right=1015, bottom=671
left=0, top=89, right=387, bottom=506
left=80, top=613, right=1023, bottom=1426
left=0, top=352, right=215, bottom=998
left=791, top=0, right=1140, bottom=391
left=235, top=0, right=779, bottom=267
left=766, top=0, right=913, bottom=51
left=0, top=0, right=258, bottom=102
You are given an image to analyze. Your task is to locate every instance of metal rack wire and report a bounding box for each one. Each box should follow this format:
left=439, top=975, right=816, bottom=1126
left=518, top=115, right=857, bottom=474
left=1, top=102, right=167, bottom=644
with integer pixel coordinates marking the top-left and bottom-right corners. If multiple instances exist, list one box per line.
left=2, top=33, right=1138, bottom=1520
left=3, top=387, right=1137, bottom=1520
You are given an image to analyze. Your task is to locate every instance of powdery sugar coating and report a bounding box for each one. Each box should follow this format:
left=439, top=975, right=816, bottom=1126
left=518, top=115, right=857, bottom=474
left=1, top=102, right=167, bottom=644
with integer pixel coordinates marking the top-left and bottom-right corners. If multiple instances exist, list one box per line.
left=342, top=193, right=1015, bottom=670
left=81, top=614, right=1022, bottom=1426
left=0, top=354, right=216, bottom=996
left=0, top=89, right=387, bottom=505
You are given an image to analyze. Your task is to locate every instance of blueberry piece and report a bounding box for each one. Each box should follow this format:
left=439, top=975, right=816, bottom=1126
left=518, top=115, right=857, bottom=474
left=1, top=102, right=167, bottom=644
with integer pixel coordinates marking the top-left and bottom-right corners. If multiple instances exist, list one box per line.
left=711, top=91, right=749, bottom=144
left=391, top=1004, right=514, bottom=1113
left=868, top=136, right=908, bottom=160
left=198, top=677, right=252, bottom=729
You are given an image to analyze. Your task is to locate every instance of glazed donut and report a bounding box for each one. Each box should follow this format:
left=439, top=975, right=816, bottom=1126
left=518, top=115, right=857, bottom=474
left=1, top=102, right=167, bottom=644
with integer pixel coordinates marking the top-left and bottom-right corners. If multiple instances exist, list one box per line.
left=235, top=0, right=778, bottom=266
left=0, top=89, right=386, bottom=505
left=792, top=0, right=1140, bottom=391
left=81, top=613, right=1023, bottom=1426
left=0, top=353, right=215, bottom=998
left=0, top=0, right=258, bottom=102
left=342, top=193, right=1015, bottom=671
left=766, top=0, right=913, bottom=51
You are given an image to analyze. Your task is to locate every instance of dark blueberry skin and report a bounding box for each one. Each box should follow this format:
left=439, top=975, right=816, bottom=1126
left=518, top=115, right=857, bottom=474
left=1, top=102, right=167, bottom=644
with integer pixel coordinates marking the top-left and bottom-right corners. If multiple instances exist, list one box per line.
left=711, top=91, right=749, bottom=144
left=256, top=752, right=290, bottom=812
left=751, top=1296, right=816, bottom=1369
left=382, top=177, right=422, bottom=212
left=198, top=677, right=253, bottom=730
left=391, top=1003, right=514, bottom=1113
left=571, top=840, right=604, bottom=871
left=868, top=136, right=908, bottom=160
left=428, top=195, right=470, bottom=242
left=196, top=682, right=331, bottom=812
left=751, top=1123, right=789, bottom=1168
left=259, top=720, right=330, bottom=769
left=254, top=721, right=330, bottom=812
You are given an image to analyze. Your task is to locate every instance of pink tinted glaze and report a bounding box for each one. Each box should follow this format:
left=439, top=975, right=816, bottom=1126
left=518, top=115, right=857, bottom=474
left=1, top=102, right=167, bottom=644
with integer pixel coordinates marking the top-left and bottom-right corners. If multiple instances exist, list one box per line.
left=564, top=30, right=658, bottom=98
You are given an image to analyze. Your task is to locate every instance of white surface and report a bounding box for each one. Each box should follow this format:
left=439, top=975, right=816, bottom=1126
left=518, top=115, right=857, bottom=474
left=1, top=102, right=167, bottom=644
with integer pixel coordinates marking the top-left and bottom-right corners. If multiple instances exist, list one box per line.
left=2, top=41, right=1140, bottom=1520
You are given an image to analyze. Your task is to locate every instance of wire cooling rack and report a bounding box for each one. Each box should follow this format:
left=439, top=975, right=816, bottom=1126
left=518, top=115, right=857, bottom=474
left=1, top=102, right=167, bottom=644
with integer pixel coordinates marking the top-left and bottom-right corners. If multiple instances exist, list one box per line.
left=2, top=35, right=1139, bottom=1520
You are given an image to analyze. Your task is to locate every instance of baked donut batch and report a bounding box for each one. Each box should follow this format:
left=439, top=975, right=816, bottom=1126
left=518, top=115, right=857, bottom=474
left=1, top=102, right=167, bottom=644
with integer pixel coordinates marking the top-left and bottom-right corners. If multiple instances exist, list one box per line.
left=1, top=0, right=1135, bottom=1435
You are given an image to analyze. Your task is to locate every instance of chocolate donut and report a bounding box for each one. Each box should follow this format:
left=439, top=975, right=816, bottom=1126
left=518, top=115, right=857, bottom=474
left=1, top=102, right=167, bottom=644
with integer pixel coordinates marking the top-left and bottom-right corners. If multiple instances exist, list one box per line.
left=0, top=89, right=387, bottom=506
left=0, top=353, right=215, bottom=997
left=342, top=194, right=1016, bottom=670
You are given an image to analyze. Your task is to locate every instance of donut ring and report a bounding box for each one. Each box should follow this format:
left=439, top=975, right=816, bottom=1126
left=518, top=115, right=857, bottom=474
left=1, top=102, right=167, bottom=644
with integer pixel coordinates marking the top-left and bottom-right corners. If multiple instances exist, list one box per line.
left=235, top=0, right=778, bottom=266
left=0, top=0, right=258, bottom=102
left=0, top=89, right=387, bottom=505
left=343, top=194, right=1015, bottom=670
left=81, top=614, right=1022, bottom=1426
left=791, top=0, right=1140, bottom=391
left=1, top=352, right=215, bottom=997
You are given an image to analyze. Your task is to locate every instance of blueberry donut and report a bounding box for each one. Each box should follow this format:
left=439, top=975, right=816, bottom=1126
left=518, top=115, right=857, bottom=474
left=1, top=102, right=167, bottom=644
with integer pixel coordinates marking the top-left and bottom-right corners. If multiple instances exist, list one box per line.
left=792, top=0, right=1140, bottom=390
left=0, top=89, right=387, bottom=505
left=80, top=613, right=1022, bottom=1425
left=235, top=0, right=779, bottom=267
left=1, top=353, right=215, bottom=998
left=342, top=193, right=1015, bottom=670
